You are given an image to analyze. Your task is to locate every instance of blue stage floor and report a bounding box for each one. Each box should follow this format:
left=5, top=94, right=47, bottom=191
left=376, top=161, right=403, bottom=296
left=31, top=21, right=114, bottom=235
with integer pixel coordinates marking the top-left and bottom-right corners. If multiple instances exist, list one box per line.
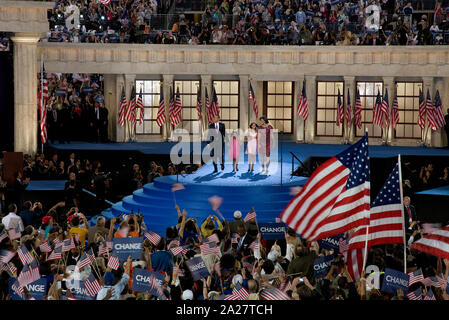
left=26, top=180, right=66, bottom=191
left=416, top=185, right=449, bottom=196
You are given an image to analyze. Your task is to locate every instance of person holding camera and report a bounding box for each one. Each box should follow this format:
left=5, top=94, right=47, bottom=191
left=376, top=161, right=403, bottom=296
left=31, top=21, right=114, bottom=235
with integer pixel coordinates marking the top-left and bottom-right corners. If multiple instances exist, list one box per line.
left=178, top=209, right=202, bottom=246
left=19, top=201, right=44, bottom=228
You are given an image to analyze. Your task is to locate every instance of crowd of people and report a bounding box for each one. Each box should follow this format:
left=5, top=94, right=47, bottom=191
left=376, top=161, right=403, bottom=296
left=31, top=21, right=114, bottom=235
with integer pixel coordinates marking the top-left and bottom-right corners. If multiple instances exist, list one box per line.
left=43, top=0, right=449, bottom=45
left=41, top=73, right=108, bottom=144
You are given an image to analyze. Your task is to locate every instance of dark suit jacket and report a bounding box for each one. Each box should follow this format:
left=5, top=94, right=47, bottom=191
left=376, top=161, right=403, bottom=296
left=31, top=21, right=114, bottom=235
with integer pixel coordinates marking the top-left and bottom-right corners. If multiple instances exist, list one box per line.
left=99, top=107, right=109, bottom=127
left=444, top=114, right=449, bottom=131
left=236, top=233, right=255, bottom=252
left=208, top=122, right=226, bottom=145
left=404, top=204, right=417, bottom=229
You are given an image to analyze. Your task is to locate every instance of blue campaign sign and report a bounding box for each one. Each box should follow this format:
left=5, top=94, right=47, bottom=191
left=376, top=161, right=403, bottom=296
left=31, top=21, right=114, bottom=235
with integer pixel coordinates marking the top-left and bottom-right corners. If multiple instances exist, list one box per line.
left=317, top=233, right=344, bottom=251
left=70, top=280, right=95, bottom=300
left=9, top=278, right=48, bottom=300
left=381, top=268, right=410, bottom=294
left=258, top=223, right=287, bottom=240
left=55, top=88, right=66, bottom=96
left=82, top=87, right=94, bottom=93
left=112, top=237, right=143, bottom=262
left=185, top=256, right=210, bottom=281
left=313, top=255, right=334, bottom=280
left=132, top=268, right=165, bottom=296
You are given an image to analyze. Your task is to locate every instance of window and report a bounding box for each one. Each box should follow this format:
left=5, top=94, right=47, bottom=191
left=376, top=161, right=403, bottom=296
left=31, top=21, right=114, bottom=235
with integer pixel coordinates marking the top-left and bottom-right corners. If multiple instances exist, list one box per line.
left=316, top=81, right=344, bottom=137
left=174, top=80, right=201, bottom=134
left=263, top=81, right=293, bottom=134
left=213, top=81, right=239, bottom=130
left=395, top=81, right=423, bottom=139
left=355, top=81, right=383, bottom=138
left=135, top=80, right=162, bottom=135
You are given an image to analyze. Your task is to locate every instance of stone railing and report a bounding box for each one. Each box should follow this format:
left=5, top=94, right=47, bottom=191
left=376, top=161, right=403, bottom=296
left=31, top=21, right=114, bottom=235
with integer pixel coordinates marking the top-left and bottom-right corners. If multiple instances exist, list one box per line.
left=0, top=1, right=53, bottom=34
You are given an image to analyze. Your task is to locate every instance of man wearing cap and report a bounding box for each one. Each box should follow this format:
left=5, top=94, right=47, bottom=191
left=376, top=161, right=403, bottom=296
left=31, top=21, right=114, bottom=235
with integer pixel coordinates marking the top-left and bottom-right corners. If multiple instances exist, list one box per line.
left=228, top=210, right=244, bottom=234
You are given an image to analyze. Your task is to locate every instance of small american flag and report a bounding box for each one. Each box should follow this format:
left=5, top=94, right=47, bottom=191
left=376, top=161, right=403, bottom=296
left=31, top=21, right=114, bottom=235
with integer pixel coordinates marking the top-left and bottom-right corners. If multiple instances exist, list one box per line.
left=275, top=217, right=281, bottom=223
left=407, top=287, right=422, bottom=300
left=0, top=250, right=15, bottom=264
left=18, top=263, right=32, bottom=287
left=29, top=259, right=40, bottom=282
left=169, top=239, right=180, bottom=247
left=249, top=82, right=258, bottom=118
left=233, top=282, right=250, bottom=300
left=86, top=248, right=96, bottom=264
left=408, top=269, right=424, bottom=286
left=18, top=246, right=34, bottom=265
left=53, top=238, right=62, bottom=247
left=99, top=0, right=112, bottom=5
left=224, top=294, right=240, bottom=300
left=47, top=245, right=62, bottom=261
left=85, top=273, right=102, bottom=297
left=336, top=88, right=344, bottom=126
left=231, top=233, right=241, bottom=244
left=289, top=186, right=302, bottom=195
left=77, top=252, right=92, bottom=269
left=244, top=208, right=257, bottom=223
left=170, top=246, right=188, bottom=256
left=207, top=233, right=219, bottom=243
left=421, top=276, right=440, bottom=287
left=7, top=262, right=17, bottom=275
left=354, top=89, right=362, bottom=129
left=7, top=226, right=21, bottom=240
left=200, top=241, right=220, bottom=256
left=136, top=88, right=144, bottom=125
left=436, top=274, right=447, bottom=289
left=196, top=87, right=202, bottom=122
left=338, top=238, right=348, bottom=254
left=417, top=89, right=426, bottom=129
left=297, top=81, right=308, bottom=121
left=260, top=286, right=290, bottom=300
left=0, top=229, right=8, bottom=243
left=62, top=238, right=75, bottom=252
left=107, top=254, right=120, bottom=270
left=156, top=85, right=166, bottom=127
left=144, top=231, right=162, bottom=246
left=281, top=280, right=292, bottom=293
left=171, top=183, right=185, bottom=192
left=248, top=240, right=260, bottom=252
left=12, top=280, right=24, bottom=298
left=391, top=93, right=399, bottom=130
left=39, top=241, right=52, bottom=253
left=118, top=87, right=128, bottom=127
left=424, top=288, right=436, bottom=300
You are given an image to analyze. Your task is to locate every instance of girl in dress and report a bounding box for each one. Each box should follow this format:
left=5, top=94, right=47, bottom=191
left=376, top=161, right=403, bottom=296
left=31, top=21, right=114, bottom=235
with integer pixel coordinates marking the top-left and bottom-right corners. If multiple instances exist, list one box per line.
left=228, top=130, right=241, bottom=172
left=258, top=116, right=274, bottom=174
left=246, top=122, right=258, bottom=172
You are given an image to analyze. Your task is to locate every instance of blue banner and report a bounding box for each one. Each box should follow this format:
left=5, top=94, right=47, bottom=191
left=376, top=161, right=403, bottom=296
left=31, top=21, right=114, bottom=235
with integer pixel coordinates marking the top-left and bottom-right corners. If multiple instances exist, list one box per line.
left=112, top=237, right=143, bottom=262
left=258, top=223, right=287, bottom=240
left=70, top=280, right=95, bottom=300
left=82, top=87, right=94, bottom=93
left=185, top=257, right=210, bottom=281
left=313, top=255, right=334, bottom=279
left=9, top=278, right=48, bottom=300
left=55, top=88, right=66, bottom=96
left=132, top=268, right=165, bottom=296
left=381, top=268, right=409, bottom=294
left=318, top=233, right=345, bottom=251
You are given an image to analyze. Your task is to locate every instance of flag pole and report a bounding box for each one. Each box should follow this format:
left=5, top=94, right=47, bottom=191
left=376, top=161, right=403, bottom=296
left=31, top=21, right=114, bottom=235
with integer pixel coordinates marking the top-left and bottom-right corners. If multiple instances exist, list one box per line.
left=397, top=154, right=407, bottom=273
left=361, top=130, right=370, bottom=273
left=40, top=53, right=44, bottom=155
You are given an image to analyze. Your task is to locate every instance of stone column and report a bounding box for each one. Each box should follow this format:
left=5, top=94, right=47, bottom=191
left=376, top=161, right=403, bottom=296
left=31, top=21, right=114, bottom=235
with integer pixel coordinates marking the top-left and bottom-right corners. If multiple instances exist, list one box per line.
left=344, top=76, right=356, bottom=144
left=431, top=77, right=446, bottom=147
left=422, top=77, right=434, bottom=147
left=240, top=75, right=249, bottom=130
left=104, top=74, right=117, bottom=141
left=163, top=74, right=174, bottom=140
left=200, top=74, right=212, bottom=140
left=382, top=76, right=395, bottom=145
left=304, top=75, right=316, bottom=143
left=11, top=33, right=40, bottom=154
left=294, top=76, right=305, bottom=142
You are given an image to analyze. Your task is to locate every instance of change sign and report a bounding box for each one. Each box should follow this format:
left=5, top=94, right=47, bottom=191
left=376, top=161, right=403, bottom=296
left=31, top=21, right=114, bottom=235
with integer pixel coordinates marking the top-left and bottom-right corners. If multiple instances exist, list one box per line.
left=317, top=233, right=344, bottom=252
left=313, top=255, right=334, bottom=280
left=9, top=278, right=48, bottom=300
left=112, top=237, right=143, bottom=262
left=258, top=223, right=287, bottom=240
left=70, top=280, right=95, bottom=300
left=185, top=256, right=210, bottom=281
left=381, top=268, right=409, bottom=294
left=132, top=268, right=165, bottom=296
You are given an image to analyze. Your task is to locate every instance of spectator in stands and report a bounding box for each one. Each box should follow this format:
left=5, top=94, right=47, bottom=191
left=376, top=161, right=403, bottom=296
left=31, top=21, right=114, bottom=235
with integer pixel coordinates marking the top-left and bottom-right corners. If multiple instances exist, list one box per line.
left=19, top=201, right=43, bottom=228
left=1, top=203, right=24, bottom=232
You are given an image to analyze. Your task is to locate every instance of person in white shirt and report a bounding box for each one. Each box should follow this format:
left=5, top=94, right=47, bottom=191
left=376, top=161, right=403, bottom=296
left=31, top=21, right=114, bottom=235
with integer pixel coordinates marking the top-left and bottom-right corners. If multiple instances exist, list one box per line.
left=96, top=257, right=132, bottom=300
left=2, top=203, right=24, bottom=232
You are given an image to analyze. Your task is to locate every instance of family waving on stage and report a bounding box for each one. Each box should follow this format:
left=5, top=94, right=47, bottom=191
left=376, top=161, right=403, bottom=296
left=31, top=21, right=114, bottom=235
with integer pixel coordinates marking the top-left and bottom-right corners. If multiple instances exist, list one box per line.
left=207, top=115, right=275, bottom=175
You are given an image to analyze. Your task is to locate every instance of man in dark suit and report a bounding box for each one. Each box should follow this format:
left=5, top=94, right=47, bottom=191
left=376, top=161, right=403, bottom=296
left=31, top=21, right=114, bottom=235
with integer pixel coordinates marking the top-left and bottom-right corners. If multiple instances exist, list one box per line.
left=58, top=103, right=71, bottom=144
left=47, top=105, right=59, bottom=144
left=208, top=114, right=226, bottom=173
left=89, top=100, right=101, bottom=142
left=404, top=196, right=418, bottom=236
left=444, top=108, right=449, bottom=149
left=235, top=224, right=255, bottom=253
left=99, top=102, right=109, bottom=142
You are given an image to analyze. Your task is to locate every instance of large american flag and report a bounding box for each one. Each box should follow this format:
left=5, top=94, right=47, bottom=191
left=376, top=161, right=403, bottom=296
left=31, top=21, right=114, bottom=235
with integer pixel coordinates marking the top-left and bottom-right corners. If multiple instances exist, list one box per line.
left=372, top=89, right=383, bottom=128
left=259, top=286, right=290, bottom=300
left=432, top=89, right=446, bottom=130
left=281, top=134, right=370, bottom=240
left=144, top=231, right=162, bottom=246
left=211, top=87, right=220, bottom=119
left=380, top=88, right=390, bottom=128
left=156, top=85, right=166, bottom=127
left=424, top=288, right=436, bottom=300
left=39, top=61, right=48, bottom=145
left=407, top=287, right=422, bottom=300
left=169, top=87, right=182, bottom=126
left=200, top=241, right=220, bottom=255
left=408, top=269, right=424, bottom=286
left=345, top=88, right=352, bottom=126
left=410, top=224, right=449, bottom=260
left=417, top=89, right=426, bottom=129
left=196, top=87, right=202, bottom=122
left=297, top=81, right=308, bottom=121
left=85, top=273, right=102, bottom=297
left=426, top=89, right=436, bottom=130
left=336, top=88, right=344, bottom=126
left=348, top=162, right=404, bottom=249
left=244, top=208, right=257, bottom=223
left=391, top=93, right=399, bottom=130
left=18, top=246, right=34, bottom=265
left=205, top=87, right=214, bottom=124
left=118, top=87, right=128, bottom=127
left=107, top=254, right=120, bottom=270
left=136, top=88, right=144, bottom=125
left=249, top=82, right=258, bottom=118
left=354, top=89, right=363, bottom=129
left=126, top=86, right=137, bottom=126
